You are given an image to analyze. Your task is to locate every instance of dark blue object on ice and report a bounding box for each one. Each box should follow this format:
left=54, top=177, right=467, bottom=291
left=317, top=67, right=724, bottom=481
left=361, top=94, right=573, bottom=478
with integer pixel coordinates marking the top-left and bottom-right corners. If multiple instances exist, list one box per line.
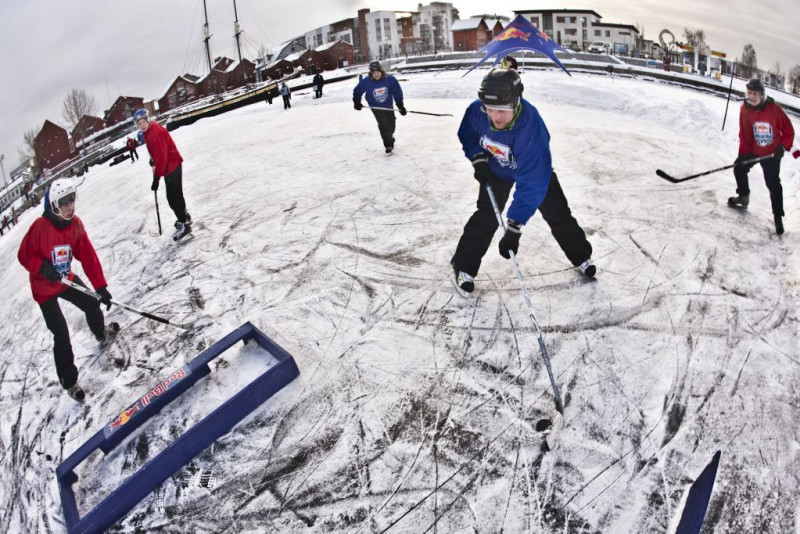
left=56, top=321, right=300, bottom=534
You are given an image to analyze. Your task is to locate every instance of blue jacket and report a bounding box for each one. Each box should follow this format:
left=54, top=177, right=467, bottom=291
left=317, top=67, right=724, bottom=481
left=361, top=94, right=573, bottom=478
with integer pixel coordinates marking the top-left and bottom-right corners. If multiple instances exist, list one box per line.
left=353, top=73, right=404, bottom=109
left=457, top=99, right=552, bottom=225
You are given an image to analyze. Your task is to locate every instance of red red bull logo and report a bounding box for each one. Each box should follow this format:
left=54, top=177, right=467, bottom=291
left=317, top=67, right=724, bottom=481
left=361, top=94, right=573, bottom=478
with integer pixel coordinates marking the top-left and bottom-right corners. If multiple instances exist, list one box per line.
left=140, top=367, right=188, bottom=406
left=109, top=405, right=138, bottom=429
left=496, top=27, right=531, bottom=42
left=536, top=29, right=551, bottom=41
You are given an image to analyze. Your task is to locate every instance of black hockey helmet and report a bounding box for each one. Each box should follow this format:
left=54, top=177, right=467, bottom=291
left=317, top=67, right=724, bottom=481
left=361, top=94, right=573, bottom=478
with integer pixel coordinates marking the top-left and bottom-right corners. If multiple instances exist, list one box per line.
left=478, top=68, right=524, bottom=109
left=745, top=78, right=764, bottom=93
left=369, top=60, right=383, bottom=72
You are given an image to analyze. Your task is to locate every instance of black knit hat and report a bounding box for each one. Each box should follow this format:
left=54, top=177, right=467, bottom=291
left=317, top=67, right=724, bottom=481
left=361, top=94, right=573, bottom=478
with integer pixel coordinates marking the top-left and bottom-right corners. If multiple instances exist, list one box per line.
left=746, top=78, right=764, bottom=93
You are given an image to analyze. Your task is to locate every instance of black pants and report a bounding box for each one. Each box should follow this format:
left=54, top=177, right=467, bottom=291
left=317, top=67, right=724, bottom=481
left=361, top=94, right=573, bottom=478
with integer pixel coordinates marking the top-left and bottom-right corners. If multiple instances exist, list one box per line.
left=129, top=148, right=138, bottom=162
left=315, top=86, right=323, bottom=98
left=734, top=156, right=784, bottom=216
left=39, top=276, right=105, bottom=389
left=371, top=109, right=396, bottom=149
left=282, top=95, right=291, bottom=109
left=165, top=165, right=189, bottom=223
left=452, top=171, right=592, bottom=277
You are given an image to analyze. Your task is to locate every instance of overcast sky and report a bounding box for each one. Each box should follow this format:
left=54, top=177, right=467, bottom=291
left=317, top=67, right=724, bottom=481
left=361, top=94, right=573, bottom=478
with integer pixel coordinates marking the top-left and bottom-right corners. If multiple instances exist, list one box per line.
left=0, top=0, right=796, bottom=174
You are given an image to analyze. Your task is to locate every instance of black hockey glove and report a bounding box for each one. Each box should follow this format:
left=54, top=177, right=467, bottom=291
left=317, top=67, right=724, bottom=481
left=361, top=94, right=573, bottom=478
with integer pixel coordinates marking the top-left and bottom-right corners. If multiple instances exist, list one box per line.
left=773, top=145, right=785, bottom=159
left=353, top=98, right=363, bottom=111
left=151, top=175, right=160, bottom=191
left=39, top=260, right=62, bottom=283
left=472, top=153, right=495, bottom=185
left=735, top=153, right=754, bottom=165
left=96, top=286, right=113, bottom=311
left=149, top=158, right=154, bottom=168
left=498, top=220, right=522, bottom=259
left=397, top=102, right=407, bottom=116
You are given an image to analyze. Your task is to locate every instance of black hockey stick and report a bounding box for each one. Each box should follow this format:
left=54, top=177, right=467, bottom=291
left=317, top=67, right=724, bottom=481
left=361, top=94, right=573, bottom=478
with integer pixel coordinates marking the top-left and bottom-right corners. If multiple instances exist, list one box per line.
left=366, top=106, right=453, bottom=117
left=153, top=190, right=162, bottom=236
left=656, top=154, right=775, bottom=183
left=61, top=279, right=197, bottom=329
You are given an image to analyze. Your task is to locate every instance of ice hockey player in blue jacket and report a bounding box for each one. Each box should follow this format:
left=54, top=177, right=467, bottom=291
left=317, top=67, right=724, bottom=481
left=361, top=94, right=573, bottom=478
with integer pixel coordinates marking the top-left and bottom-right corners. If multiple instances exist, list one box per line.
left=353, top=60, right=407, bottom=154
left=451, top=68, right=595, bottom=294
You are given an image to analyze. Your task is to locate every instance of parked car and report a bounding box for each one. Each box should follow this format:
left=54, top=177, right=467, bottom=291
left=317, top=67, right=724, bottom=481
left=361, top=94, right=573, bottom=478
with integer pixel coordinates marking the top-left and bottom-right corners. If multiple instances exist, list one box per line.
left=588, top=41, right=612, bottom=54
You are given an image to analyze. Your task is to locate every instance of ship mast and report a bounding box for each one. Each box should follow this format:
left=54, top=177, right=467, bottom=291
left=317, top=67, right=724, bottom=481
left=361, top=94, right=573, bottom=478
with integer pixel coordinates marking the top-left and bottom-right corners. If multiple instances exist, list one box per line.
left=233, top=0, right=243, bottom=63
left=202, top=0, right=213, bottom=73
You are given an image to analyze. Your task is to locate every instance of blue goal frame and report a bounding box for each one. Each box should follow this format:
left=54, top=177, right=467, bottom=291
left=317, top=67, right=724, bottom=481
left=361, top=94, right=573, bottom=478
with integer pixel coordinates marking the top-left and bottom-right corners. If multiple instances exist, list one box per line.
left=56, top=321, right=300, bottom=534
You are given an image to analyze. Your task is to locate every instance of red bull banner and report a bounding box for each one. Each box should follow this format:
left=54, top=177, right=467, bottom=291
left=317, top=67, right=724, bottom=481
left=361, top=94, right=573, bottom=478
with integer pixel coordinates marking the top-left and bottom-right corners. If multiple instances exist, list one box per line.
left=464, top=14, right=571, bottom=77
left=103, top=365, right=191, bottom=438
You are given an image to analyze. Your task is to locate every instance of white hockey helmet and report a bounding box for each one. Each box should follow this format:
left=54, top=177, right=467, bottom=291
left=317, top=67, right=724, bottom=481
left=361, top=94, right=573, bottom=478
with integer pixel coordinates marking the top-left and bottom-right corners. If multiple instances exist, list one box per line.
left=49, top=178, right=77, bottom=219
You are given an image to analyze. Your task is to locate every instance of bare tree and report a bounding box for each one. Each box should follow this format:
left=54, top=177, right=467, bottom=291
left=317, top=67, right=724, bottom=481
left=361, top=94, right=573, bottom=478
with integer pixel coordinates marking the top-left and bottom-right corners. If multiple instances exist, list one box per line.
left=683, top=28, right=707, bottom=53
left=740, top=44, right=757, bottom=79
left=788, top=65, right=800, bottom=95
left=62, top=88, right=98, bottom=142
left=16, top=127, right=40, bottom=177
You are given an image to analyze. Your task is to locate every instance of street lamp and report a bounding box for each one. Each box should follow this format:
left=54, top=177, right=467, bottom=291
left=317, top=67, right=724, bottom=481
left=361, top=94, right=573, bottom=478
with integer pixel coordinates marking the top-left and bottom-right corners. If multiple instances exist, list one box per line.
left=0, top=154, right=6, bottom=188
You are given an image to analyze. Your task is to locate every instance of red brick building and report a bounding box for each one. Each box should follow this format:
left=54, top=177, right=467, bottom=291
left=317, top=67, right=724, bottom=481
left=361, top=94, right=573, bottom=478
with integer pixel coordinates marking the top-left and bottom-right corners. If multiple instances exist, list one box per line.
left=224, top=59, right=256, bottom=88
left=299, top=49, right=326, bottom=73
left=71, top=115, right=106, bottom=148
left=157, top=75, right=201, bottom=113
left=34, top=120, right=73, bottom=171
left=317, top=40, right=355, bottom=69
left=104, top=96, right=145, bottom=126
left=451, top=18, right=490, bottom=52
left=263, top=59, right=295, bottom=81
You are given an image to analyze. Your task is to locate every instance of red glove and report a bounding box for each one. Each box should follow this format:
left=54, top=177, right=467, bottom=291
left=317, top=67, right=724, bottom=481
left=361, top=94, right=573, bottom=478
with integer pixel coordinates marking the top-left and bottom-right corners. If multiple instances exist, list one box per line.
left=792, top=149, right=800, bottom=159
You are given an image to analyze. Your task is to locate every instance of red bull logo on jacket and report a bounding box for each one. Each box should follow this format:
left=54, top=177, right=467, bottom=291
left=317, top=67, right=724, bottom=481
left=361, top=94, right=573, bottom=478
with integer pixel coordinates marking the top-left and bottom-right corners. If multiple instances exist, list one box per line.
left=481, top=136, right=516, bottom=168
left=496, top=27, right=531, bottom=42
left=372, top=87, right=389, bottom=103
left=51, top=244, right=73, bottom=277
left=753, top=121, right=773, bottom=147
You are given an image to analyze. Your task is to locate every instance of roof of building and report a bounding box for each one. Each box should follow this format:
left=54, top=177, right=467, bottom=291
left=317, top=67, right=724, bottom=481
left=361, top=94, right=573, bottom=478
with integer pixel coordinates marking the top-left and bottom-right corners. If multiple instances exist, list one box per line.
left=514, top=9, right=602, bottom=18
left=451, top=18, right=484, bottom=31
left=593, top=22, right=639, bottom=32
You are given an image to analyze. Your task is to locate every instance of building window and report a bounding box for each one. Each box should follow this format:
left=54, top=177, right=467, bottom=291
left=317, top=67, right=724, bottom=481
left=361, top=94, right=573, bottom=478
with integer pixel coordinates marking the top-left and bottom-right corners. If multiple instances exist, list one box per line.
left=594, top=29, right=601, bottom=37
left=605, top=30, right=611, bottom=37
left=565, top=29, right=577, bottom=35
left=531, top=17, right=539, bottom=26
left=376, top=21, right=381, bottom=41
left=384, top=18, right=391, bottom=40
left=556, top=16, right=565, bottom=23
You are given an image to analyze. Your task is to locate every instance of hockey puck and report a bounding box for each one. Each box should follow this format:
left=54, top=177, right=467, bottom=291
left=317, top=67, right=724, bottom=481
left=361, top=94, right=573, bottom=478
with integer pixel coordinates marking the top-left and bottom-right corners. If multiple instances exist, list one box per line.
left=535, top=419, right=553, bottom=433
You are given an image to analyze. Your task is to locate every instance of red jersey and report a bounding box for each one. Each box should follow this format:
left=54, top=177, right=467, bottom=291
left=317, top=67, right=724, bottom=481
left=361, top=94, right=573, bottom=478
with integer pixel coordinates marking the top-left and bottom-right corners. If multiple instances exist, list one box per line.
left=739, top=98, right=795, bottom=157
left=143, top=121, right=183, bottom=178
left=17, top=215, right=107, bottom=304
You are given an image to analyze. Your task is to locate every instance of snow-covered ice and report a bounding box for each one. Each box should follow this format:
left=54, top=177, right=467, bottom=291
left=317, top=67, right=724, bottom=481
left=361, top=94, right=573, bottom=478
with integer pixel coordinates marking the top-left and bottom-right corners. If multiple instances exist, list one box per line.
left=1, top=68, right=799, bottom=533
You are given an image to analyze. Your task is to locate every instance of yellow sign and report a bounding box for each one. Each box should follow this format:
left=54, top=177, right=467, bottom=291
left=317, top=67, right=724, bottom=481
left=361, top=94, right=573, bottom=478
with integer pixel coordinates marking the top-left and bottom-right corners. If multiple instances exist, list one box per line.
left=711, top=50, right=726, bottom=58
left=679, top=44, right=694, bottom=51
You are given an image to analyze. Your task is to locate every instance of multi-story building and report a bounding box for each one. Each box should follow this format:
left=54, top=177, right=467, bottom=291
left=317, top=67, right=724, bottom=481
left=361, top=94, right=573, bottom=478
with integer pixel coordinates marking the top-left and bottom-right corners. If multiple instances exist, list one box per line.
left=590, top=22, right=639, bottom=54
left=398, top=12, right=424, bottom=55
left=71, top=115, right=106, bottom=149
left=514, top=9, right=600, bottom=51
left=364, top=10, right=402, bottom=60
left=417, top=2, right=459, bottom=53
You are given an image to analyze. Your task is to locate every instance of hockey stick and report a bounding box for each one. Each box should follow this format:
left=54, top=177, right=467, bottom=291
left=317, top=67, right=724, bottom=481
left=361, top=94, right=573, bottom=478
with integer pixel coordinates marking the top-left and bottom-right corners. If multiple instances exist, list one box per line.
left=151, top=190, right=162, bottom=237
left=486, top=184, right=564, bottom=415
left=61, top=279, right=196, bottom=330
left=366, top=106, right=453, bottom=117
left=656, top=154, right=775, bottom=183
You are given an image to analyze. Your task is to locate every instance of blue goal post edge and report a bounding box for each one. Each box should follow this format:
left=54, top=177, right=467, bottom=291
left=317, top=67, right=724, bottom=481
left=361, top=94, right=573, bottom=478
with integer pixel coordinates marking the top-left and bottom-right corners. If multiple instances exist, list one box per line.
left=56, top=321, right=301, bottom=534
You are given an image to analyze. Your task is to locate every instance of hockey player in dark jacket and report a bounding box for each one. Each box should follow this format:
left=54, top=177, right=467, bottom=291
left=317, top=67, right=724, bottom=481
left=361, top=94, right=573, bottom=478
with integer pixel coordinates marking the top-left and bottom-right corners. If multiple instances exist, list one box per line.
left=352, top=60, right=407, bottom=154
left=313, top=72, right=324, bottom=98
left=451, top=68, right=595, bottom=294
left=17, top=178, right=118, bottom=401
left=728, top=78, right=797, bottom=234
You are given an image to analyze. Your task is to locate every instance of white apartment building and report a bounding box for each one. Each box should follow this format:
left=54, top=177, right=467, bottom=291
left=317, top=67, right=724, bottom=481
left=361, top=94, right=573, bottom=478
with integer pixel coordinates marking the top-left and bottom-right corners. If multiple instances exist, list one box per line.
left=514, top=9, right=601, bottom=51
left=365, top=10, right=402, bottom=60
left=417, top=2, right=458, bottom=52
